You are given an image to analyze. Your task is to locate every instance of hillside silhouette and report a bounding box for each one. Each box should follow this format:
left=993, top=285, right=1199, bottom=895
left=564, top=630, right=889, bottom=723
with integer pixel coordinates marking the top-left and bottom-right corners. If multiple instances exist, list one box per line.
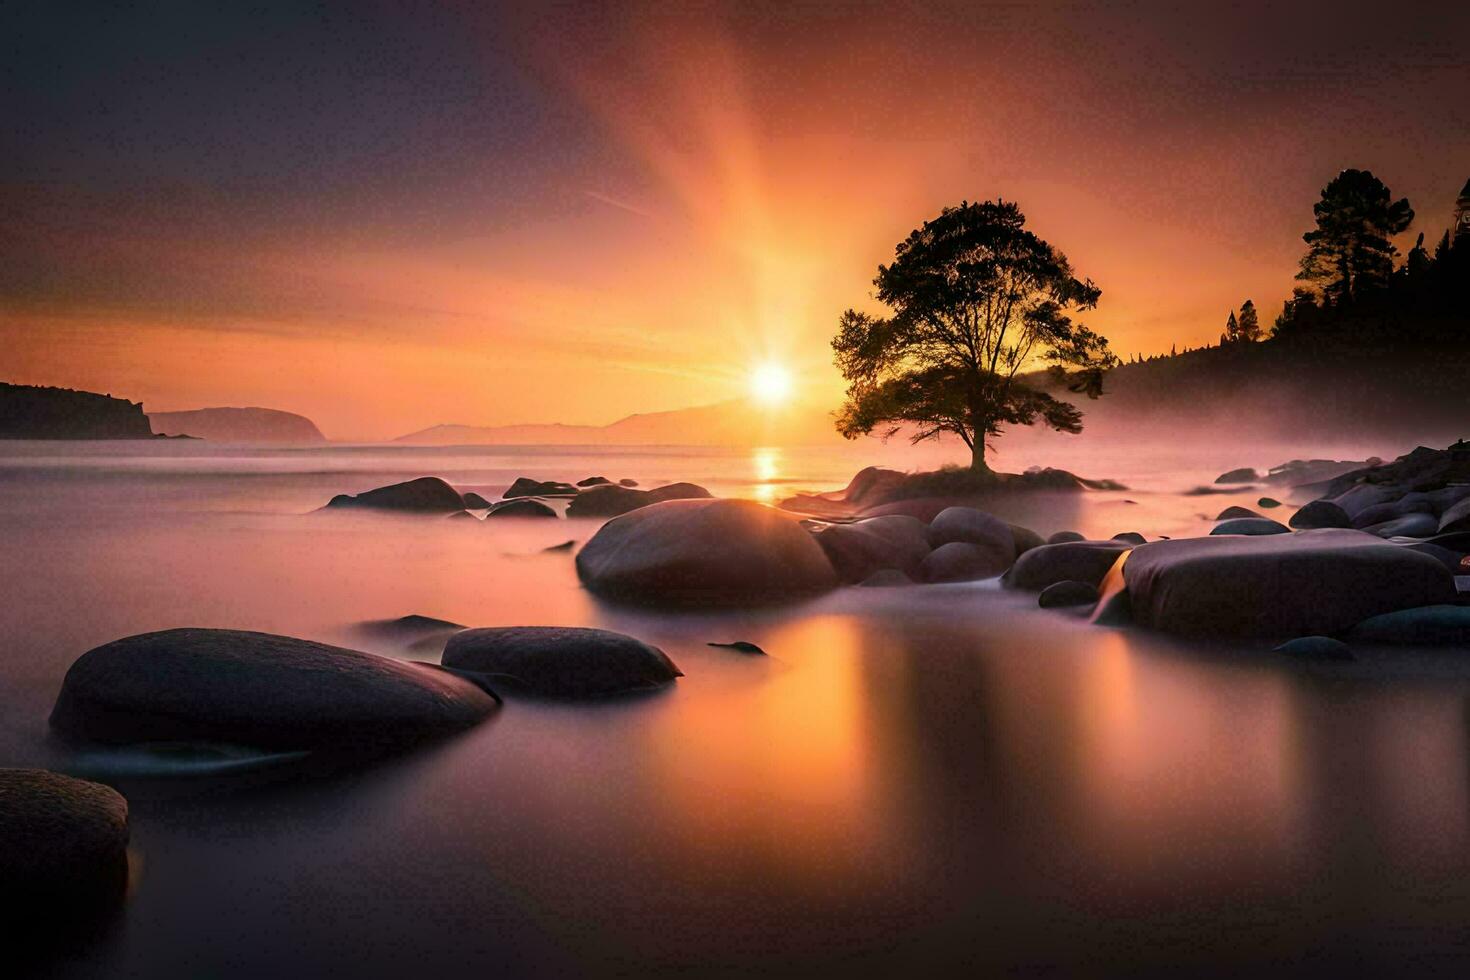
left=0, top=382, right=154, bottom=439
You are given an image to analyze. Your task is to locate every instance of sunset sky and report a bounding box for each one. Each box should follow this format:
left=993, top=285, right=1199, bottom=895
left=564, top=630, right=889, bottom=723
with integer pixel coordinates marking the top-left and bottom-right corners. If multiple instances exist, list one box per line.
left=3, top=1, right=1467, bottom=439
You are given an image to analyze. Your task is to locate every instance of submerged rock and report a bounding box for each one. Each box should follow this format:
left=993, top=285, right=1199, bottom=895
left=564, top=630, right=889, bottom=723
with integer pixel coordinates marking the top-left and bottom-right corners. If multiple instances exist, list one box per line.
left=811, top=515, right=931, bottom=583
left=1258, top=497, right=1282, bottom=509
left=1215, top=467, right=1261, bottom=484
left=1289, top=499, right=1352, bottom=529
left=707, top=641, right=766, bottom=655
left=1111, top=531, right=1147, bottom=545
left=566, top=482, right=712, bottom=518
left=443, top=626, right=680, bottom=697
left=461, top=492, right=493, bottom=509
left=1346, top=605, right=1470, bottom=645
left=504, top=477, right=578, bottom=498
left=1038, top=580, right=1099, bottom=608
left=485, top=498, right=558, bottom=519
left=576, top=499, right=838, bottom=605
left=1002, top=540, right=1131, bottom=591
left=51, top=629, right=499, bottom=752
left=324, top=476, right=465, bottom=513
left=1121, top=530, right=1456, bottom=638
left=1216, top=505, right=1263, bottom=520
left=576, top=476, right=612, bottom=487
left=920, top=541, right=1012, bottom=583
left=1363, top=513, right=1440, bottom=538
left=1211, top=517, right=1290, bottom=536
left=0, top=769, right=130, bottom=928
left=1047, top=530, right=1086, bottom=544
left=1274, top=636, right=1354, bottom=660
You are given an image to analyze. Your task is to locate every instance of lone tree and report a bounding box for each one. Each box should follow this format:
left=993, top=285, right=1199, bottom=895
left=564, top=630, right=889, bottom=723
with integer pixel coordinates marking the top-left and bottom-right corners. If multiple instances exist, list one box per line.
left=1224, top=300, right=1261, bottom=344
left=832, top=200, right=1117, bottom=473
left=1297, top=169, right=1413, bottom=304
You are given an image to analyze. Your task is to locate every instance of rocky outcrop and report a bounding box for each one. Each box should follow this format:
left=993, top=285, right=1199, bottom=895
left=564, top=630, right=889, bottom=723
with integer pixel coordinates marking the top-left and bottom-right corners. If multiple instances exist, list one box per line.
left=0, top=382, right=153, bottom=439
left=325, top=477, right=466, bottom=513
left=443, top=626, right=680, bottom=697
left=51, top=628, right=499, bottom=752
left=576, top=499, right=838, bottom=605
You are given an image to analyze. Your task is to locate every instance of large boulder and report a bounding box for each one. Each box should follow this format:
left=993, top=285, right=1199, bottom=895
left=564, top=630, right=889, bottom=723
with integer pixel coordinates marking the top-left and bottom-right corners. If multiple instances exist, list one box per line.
left=1289, top=499, right=1352, bottom=529
left=926, top=507, right=1014, bottom=553
left=504, top=477, right=579, bottom=498
left=1001, top=540, right=1131, bottom=591
left=566, top=482, right=712, bottom=518
left=51, top=629, right=499, bottom=752
left=1038, top=580, right=1099, bottom=608
left=1121, top=529, right=1457, bottom=638
left=443, top=626, right=680, bottom=697
left=1346, top=605, right=1470, bottom=645
left=0, top=769, right=130, bottom=927
left=325, top=476, right=464, bottom=513
left=576, top=499, right=838, bottom=605
left=810, top=516, right=931, bottom=583
left=1440, top=496, right=1470, bottom=534
left=919, top=541, right=1012, bottom=583
left=1008, top=524, right=1046, bottom=556
left=1211, top=517, right=1290, bottom=536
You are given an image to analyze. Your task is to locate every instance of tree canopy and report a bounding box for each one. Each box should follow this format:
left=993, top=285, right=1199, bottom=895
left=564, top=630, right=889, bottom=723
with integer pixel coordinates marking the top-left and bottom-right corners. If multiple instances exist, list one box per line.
left=832, top=200, right=1116, bottom=472
left=1297, top=169, right=1413, bottom=303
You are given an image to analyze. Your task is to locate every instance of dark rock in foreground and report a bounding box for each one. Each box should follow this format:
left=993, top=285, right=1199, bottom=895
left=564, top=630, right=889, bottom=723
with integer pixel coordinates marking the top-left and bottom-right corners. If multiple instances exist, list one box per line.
left=1274, top=636, right=1354, bottom=660
left=566, top=481, right=712, bottom=518
left=1002, top=540, right=1131, bottom=591
left=811, top=515, right=931, bottom=583
left=1346, top=605, right=1470, bottom=645
left=1211, top=517, right=1290, bottom=536
left=325, top=477, right=465, bottom=513
left=576, top=499, right=838, bottom=605
left=0, top=769, right=130, bottom=927
left=443, top=626, right=679, bottom=697
left=1121, top=530, right=1456, bottom=638
left=1289, top=499, right=1352, bottom=529
left=1039, top=580, right=1099, bottom=608
left=51, top=629, right=498, bottom=752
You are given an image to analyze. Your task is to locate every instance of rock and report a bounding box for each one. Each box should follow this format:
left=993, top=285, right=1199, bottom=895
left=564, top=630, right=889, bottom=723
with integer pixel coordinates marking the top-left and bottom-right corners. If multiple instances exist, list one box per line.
left=707, top=641, right=765, bottom=655
left=1008, top=524, right=1045, bottom=556
left=811, top=516, right=932, bottom=583
left=485, top=498, right=558, bottom=519
left=1440, top=496, right=1470, bottom=534
left=355, top=614, right=466, bottom=642
left=461, top=492, right=493, bottom=509
left=576, top=476, right=612, bottom=487
left=1215, top=467, right=1261, bottom=484
left=324, top=476, right=465, bottom=513
left=1258, top=497, right=1282, bottom=509
left=51, top=628, right=499, bottom=752
left=1121, top=530, right=1457, bottom=638
left=1289, top=500, right=1352, bottom=529
left=575, top=499, right=838, bottom=605
left=1216, top=506, right=1263, bottom=520
left=1327, top=484, right=1396, bottom=520
left=1038, top=580, right=1099, bottom=608
left=1274, top=636, right=1353, bottom=660
left=1001, top=540, right=1131, bottom=591
left=857, top=569, right=914, bottom=587
left=0, top=769, right=130, bottom=927
left=1352, top=498, right=1433, bottom=528
left=1047, top=530, right=1086, bottom=544
left=1211, top=517, right=1290, bottom=536
left=619, top=479, right=638, bottom=487
left=1403, top=542, right=1469, bottom=573
left=1363, top=513, right=1440, bottom=538
left=925, top=507, right=1015, bottom=555
left=566, top=482, right=712, bottom=518
left=443, top=626, right=680, bottom=697
left=1111, top=531, right=1147, bottom=545
left=504, top=478, right=579, bottom=498
left=1346, top=605, right=1470, bottom=645
left=919, top=541, right=1012, bottom=583
left=542, top=539, right=577, bottom=552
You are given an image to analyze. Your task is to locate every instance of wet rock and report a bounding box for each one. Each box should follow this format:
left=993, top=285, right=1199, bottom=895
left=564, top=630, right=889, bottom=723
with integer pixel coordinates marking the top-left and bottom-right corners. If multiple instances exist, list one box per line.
left=857, top=569, right=915, bottom=587
left=443, top=626, right=680, bottom=697
left=1216, top=505, right=1263, bottom=520
left=1211, top=517, right=1290, bottom=536
left=1008, top=524, right=1046, bottom=556
left=542, top=539, right=577, bottom=552
left=1215, top=467, right=1261, bottom=484
left=1257, top=497, right=1282, bottom=509
left=1121, top=530, right=1456, bottom=638
left=1346, top=605, right=1470, bottom=645
left=1326, top=484, right=1396, bottom=520
left=1440, top=496, right=1470, bottom=534
left=619, top=478, right=638, bottom=487
left=504, top=478, right=579, bottom=498
left=1038, top=580, right=1099, bottom=608
left=926, top=506, right=1014, bottom=555
left=1048, top=530, right=1085, bottom=544
left=0, top=769, right=129, bottom=929
left=355, top=614, right=466, bottom=642
left=811, top=515, right=931, bottom=583
left=461, top=492, right=493, bottom=509
left=1111, top=531, right=1147, bottom=545
left=1363, top=513, right=1440, bottom=538
left=707, top=641, right=765, bottom=655
left=919, top=541, right=1012, bottom=583
left=51, top=628, right=499, bottom=752
left=1289, top=500, right=1352, bottom=529
left=566, top=482, right=712, bottom=518
left=485, top=498, right=558, bottom=519
left=1274, top=636, right=1353, bottom=660
left=1001, top=539, right=1131, bottom=591
left=1352, top=498, right=1434, bottom=528
left=324, top=476, right=465, bottom=513
left=576, top=476, right=612, bottom=487
left=575, top=499, right=838, bottom=605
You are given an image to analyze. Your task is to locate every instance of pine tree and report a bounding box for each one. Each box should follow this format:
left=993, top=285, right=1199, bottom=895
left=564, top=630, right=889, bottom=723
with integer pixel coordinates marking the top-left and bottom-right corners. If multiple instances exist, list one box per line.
left=1237, top=300, right=1261, bottom=342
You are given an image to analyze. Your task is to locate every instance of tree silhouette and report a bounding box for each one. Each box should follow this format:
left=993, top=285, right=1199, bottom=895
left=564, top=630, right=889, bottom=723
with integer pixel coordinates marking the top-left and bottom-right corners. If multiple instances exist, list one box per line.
left=1297, top=169, right=1413, bottom=304
left=1222, top=310, right=1239, bottom=346
left=832, top=200, right=1116, bottom=472
left=1237, top=300, right=1261, bottom=342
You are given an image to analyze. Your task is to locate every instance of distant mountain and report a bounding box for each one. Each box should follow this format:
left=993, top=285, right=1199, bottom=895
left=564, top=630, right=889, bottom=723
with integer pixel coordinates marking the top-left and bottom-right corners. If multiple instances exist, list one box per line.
left=0, top=381, right=154, bottom=439
left=148, top=407, right=326, bottom=443
left=393, top=399, right=846, bottom=447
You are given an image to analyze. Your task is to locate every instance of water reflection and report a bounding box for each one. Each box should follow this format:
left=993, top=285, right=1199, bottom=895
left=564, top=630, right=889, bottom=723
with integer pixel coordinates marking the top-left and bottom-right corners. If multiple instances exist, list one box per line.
left=751, top=446, right=781, bottom=504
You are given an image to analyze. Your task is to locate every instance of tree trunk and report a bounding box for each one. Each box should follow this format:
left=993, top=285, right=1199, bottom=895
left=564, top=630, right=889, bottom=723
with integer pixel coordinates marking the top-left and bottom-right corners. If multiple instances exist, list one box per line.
left=970, top=440, right=991, bottom=474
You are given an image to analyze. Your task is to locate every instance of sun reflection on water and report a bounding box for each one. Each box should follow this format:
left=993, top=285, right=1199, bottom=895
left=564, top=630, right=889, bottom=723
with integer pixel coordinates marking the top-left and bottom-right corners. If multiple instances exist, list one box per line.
left=751, top=446, right=781, bottom=504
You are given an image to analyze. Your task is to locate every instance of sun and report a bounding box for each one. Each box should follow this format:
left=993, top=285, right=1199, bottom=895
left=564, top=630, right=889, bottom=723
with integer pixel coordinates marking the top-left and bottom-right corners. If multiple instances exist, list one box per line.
left=749, top=363, right=793, bottom=405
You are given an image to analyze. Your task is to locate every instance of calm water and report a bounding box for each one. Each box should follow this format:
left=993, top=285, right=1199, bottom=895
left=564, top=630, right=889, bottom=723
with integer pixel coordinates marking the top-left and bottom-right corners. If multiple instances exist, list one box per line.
left=3, top=439, right=1469, bottom=977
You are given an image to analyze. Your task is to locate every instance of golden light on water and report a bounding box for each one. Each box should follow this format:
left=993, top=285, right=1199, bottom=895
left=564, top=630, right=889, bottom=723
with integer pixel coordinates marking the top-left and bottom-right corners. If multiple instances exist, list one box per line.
left=751, top=446, right=781, bottom=503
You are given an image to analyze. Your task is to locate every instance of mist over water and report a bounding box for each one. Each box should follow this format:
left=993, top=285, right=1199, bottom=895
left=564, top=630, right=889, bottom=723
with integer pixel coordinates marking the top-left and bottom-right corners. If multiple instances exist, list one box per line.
left=4, top=437, right=1468, bottom=976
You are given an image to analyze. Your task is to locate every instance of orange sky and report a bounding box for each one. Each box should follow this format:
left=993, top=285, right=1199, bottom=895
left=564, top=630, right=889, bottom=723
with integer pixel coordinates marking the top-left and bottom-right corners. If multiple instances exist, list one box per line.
left=3, top=2, right=1466, bottom=439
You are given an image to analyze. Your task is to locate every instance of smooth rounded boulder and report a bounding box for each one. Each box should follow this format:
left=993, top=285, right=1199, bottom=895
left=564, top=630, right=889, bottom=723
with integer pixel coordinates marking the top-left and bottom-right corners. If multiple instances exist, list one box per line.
left=575, top=498, right=838, bottom=605
left=1038, top=580, right=1099, bottom=608
left=325, top=476, right=465, bottom=513
left=1289, top=499, right=1352, bottom=529
left=1, top=769, right=130, bottom=927
left=51, top=629, right=500, bottom=752
left=1121, top=529, right=1457, bottom=638
left=811, top=515, right=931, bottom=583
left=1001, top=539, right=1131, bottom=591
left=1216, top=505, right=1263, bottom=521
left=1211, top=517, right=1290, bottom=536
left=919, top=541, right=1012, bottom=583
left=443, top=626, right=680, bottom=697
left=1047, top=530, right=1085, bottom=544
left=1215, top=467, right=1261, bottom=484
left=1363, top=512, right=1439, bottom=538
left=926, top=507, right=1015, bottom=553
